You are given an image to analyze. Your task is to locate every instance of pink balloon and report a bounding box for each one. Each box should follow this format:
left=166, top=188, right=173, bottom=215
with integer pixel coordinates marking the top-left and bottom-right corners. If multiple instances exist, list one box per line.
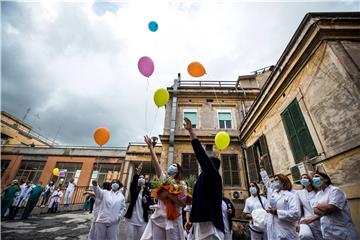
left=138, top=56, right=154, bottom=78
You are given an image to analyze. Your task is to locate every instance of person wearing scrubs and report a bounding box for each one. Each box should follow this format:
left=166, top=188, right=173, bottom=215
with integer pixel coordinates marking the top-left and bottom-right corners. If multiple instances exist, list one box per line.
left=313, top=172, right=358, bottom=240
left=1, top=180, right=20, bottom=218
left=124, top=163, right=153, bottom=240
left=141, top=135, right=187, bottom=240
left=259, top=155, right=300, bottom=240
left=243, top=182, right=268, bottom=240
left=222, top=196, right=235, bottom=240
left=92, top=179, right=126, bottom=240
left=295, top=174, right=323, bottom=240
left=21, top=182, right=44, bottom=219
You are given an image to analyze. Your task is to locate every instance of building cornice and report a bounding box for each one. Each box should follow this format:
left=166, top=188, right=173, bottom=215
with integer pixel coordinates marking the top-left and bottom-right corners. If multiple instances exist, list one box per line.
left=239, top=12, right=360, bottom=143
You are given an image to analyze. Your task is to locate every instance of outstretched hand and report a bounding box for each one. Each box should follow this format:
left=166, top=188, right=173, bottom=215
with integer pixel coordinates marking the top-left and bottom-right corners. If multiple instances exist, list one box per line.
left=183, top=117, right=192, bottom=131
left=144, top=135, right=153, bottom=148
left=136, top=162, right=143, bottom=175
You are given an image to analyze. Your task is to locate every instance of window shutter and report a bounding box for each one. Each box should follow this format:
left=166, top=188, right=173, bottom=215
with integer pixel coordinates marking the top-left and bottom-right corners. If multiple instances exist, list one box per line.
left=282, top=109, right=304, bottom=163
left=259, top=135, right=274, bottom=176
left=245, top=147, right=259, bottom=182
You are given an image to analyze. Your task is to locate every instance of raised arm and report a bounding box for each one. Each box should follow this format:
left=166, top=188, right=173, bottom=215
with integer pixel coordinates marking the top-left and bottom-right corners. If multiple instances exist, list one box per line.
left=92, top=180, right=104, bottom=200
left=259, top=155, right=272, bottom=196
left=184, top=118, right=216, bottom=174
left=144, top=135, right=162, bottom=178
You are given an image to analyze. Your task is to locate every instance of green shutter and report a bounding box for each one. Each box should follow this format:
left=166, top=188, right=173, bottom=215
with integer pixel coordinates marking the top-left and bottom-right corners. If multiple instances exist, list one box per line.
left=282, top=100, right=317, bottom=163
left=245, top=147, right=259, bottom=182
left=259, top=135, right=274, bottom=176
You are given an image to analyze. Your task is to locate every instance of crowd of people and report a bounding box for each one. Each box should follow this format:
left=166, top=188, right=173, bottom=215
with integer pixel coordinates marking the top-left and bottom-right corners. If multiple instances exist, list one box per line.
left=1, top=178, right=77, bottom=220
left=1, top=117, right=359, bottom=240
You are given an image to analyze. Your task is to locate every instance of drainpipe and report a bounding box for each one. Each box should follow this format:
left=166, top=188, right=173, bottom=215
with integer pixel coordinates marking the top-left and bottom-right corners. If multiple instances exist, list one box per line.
left=167, top=73, right=180, bottom=167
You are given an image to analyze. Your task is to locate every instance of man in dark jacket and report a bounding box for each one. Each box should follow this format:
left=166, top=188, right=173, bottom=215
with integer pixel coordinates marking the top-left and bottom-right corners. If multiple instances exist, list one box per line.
left=184, top=118, right=225, bottom=239
left=124, top=164, right=153, bottom=240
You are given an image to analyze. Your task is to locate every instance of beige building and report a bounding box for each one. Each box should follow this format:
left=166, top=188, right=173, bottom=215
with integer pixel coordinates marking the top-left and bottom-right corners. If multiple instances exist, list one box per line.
left=239, top=12, right=360, bottom=230
left=159, top=71, right=271, bottom=206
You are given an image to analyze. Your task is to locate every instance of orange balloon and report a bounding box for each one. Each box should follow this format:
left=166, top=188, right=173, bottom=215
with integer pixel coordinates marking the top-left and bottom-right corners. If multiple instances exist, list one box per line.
left=93, top=127, right=110, bottom=146
left=187, top=62, right=206, bottom=77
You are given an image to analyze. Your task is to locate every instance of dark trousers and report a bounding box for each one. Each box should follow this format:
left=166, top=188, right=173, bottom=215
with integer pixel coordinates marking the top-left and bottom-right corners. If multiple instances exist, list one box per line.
left=89, top=198, right=95, bottom=213
left=1, top=200, right=11, bottom=218
left=8, top=197, right=23, bottom=220
left=21, top=200, right=37, bottom=219
left=40, top=192, right=51, bottom=206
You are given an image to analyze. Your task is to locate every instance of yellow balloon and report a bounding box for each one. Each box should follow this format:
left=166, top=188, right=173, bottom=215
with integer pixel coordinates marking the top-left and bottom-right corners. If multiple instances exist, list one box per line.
left=215, top=132, right=230, bottom=150
left=53, top=168, right=59, bottom=176
left=154, top=88, right=170, bottom=107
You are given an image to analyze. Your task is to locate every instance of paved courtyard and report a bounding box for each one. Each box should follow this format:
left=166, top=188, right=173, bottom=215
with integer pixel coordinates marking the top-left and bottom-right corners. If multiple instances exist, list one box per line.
left=1, top=211, right=127, bottom=240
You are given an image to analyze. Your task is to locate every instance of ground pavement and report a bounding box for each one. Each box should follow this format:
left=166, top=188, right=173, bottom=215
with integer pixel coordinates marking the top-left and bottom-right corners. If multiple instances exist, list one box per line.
left=1, top=211, right=127, bottom=240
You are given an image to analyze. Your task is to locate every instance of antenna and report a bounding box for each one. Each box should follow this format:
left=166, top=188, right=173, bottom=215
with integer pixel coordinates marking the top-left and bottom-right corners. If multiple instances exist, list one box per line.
left=52, top=125, right=62, bottom=145
left=23, top=108, right=31, bottom=121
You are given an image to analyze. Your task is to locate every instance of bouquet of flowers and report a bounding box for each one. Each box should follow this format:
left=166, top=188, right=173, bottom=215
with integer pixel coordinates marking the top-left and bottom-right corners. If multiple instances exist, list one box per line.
left=151, top=176, right=187, bottom=220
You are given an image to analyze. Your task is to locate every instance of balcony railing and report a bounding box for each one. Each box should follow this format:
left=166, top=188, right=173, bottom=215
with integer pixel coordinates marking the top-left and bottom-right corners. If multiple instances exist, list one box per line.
left=178, top=80, right=238, bottom=88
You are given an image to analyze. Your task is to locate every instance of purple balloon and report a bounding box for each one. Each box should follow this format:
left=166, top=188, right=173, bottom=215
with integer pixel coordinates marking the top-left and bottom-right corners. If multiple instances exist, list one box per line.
left=59, top=170, right=65, bottom=177
left=138, top=56, right=154, bottom=78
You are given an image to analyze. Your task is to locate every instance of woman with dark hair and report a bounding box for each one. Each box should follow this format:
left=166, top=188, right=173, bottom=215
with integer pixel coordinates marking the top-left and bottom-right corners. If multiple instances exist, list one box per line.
left=141, top=135, right=186, bottom=240
left=92, top=179, right=126, bottom=240
left=243, top=182, right=268, bottom=239
left=259, top=155, right=300, bottom=240
left=313, top=172, right=358, bottom=240
left=295, top=174, right=323, bottom=240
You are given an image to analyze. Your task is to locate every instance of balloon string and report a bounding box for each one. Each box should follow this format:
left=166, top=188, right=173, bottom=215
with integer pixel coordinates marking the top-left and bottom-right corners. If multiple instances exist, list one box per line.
left=145, top=78, right=150, bottom=134
left=149, top=107, right=159, bottom=136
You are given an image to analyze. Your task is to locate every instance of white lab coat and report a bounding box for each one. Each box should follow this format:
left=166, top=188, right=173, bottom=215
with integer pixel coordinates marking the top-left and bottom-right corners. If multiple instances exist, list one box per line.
left=93, top=185, right=126, bottom=240
left=314, top=185, right=358, bottom=240
left=296, top=189, right=323, bottom=240
left=48, top=190, right=64, bottom=209
left=88, top=195, right=102, bottom=240
left=243, top=195, right=268, bottom=240
left=141, top=172, right=186, bottom=240
left=260, top=170, right=300, bottom=240
left=126, top=189, right=146, bottom=240
left=64, top=182, right=75, bottom=205
left=12, top=184, right=32, bottom=207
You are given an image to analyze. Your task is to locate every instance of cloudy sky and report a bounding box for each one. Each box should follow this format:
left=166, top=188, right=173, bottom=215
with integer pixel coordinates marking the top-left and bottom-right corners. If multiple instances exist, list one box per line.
left=1, top=0, right=358, bottom=147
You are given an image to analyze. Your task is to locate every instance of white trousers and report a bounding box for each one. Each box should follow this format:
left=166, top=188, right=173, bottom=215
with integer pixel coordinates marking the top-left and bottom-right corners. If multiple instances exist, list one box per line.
left=88, top=222, right=96, bottom=240
left=126, top=223, right=146, bottom=240
left=250, top=230, right=266, bottom=240
left=94, top=222, right=120, bottom=240
left=64, top=190, right=74, bottom=205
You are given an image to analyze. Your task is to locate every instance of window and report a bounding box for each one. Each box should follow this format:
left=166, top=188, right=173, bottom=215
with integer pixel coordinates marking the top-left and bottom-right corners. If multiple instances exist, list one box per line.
left=222, top=154, right=240, bottom=186
left=15, top=160, right=46, bottom=184
left=90, top=163, right=122, bottom=186
left=218, top=112, right=232, bottom=129
left=1, top=133, right=11, bottom=144
left=183, top=110, right=197, bottom=128
left=1, top=160, right=11, bottom=175
left=51, top=162, right=83, bottom=186
left=181, top=154, right=199, bottom=178
left=244, top=135, right=273, bottom=183
left=281, top=100, right=317, bottom=163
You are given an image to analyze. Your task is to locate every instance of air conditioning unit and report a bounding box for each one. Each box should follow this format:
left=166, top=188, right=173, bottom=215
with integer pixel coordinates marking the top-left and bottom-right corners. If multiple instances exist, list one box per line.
left=230, top=191, right=244, bottom=200
left=290, top=162, right=314, bottom=183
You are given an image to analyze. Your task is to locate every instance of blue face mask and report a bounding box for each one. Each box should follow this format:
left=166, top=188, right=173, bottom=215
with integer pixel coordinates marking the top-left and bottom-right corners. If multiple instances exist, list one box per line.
left=138, top=178, right=145, bottom=186
left=111, top=183, right=119, bottom=190
left=167, top=165, right=177, bottom=175
left=312, top=177, right=322, bottom=188
left=271, top=181, right=280, bottom=190
left=300, top=178, right=310, bottom=187
left=249, top=187, right=257, bottom=195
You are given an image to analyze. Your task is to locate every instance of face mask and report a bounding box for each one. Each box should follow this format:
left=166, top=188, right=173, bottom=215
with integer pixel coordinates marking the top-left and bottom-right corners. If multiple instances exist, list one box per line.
left=138, top=178, right=145, bottom=186
left=249, top=187, right=257, bottom=195
left=300, top=178, right=310, bottom=187
left=167, top=165, right=177, bottom=175
left=111, top=183, right=119, bottom=190
left=271, top=181, right=280, bottom=190
left=312, top=177, right=322, bottom=188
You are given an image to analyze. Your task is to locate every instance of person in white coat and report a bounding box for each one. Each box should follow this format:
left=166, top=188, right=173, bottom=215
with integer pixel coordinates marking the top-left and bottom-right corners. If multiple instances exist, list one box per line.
left=243, top=182, right=268, bottom=240
left=86, top=182, right=111, bottom=240
left=295, top=174, right=323, bottom=240
left=313, top=172, right=358, bottom=240
left=8, top=180, right=32, bottom=219
left=259, top=155, right=300, bottom=240
left=48, top=188, right=64, bottom=213
left=64, top=178, right=76, bottom=205
left=141, top=135, right=187, bottom=240
left=92, top=179, right=126, bottom=240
